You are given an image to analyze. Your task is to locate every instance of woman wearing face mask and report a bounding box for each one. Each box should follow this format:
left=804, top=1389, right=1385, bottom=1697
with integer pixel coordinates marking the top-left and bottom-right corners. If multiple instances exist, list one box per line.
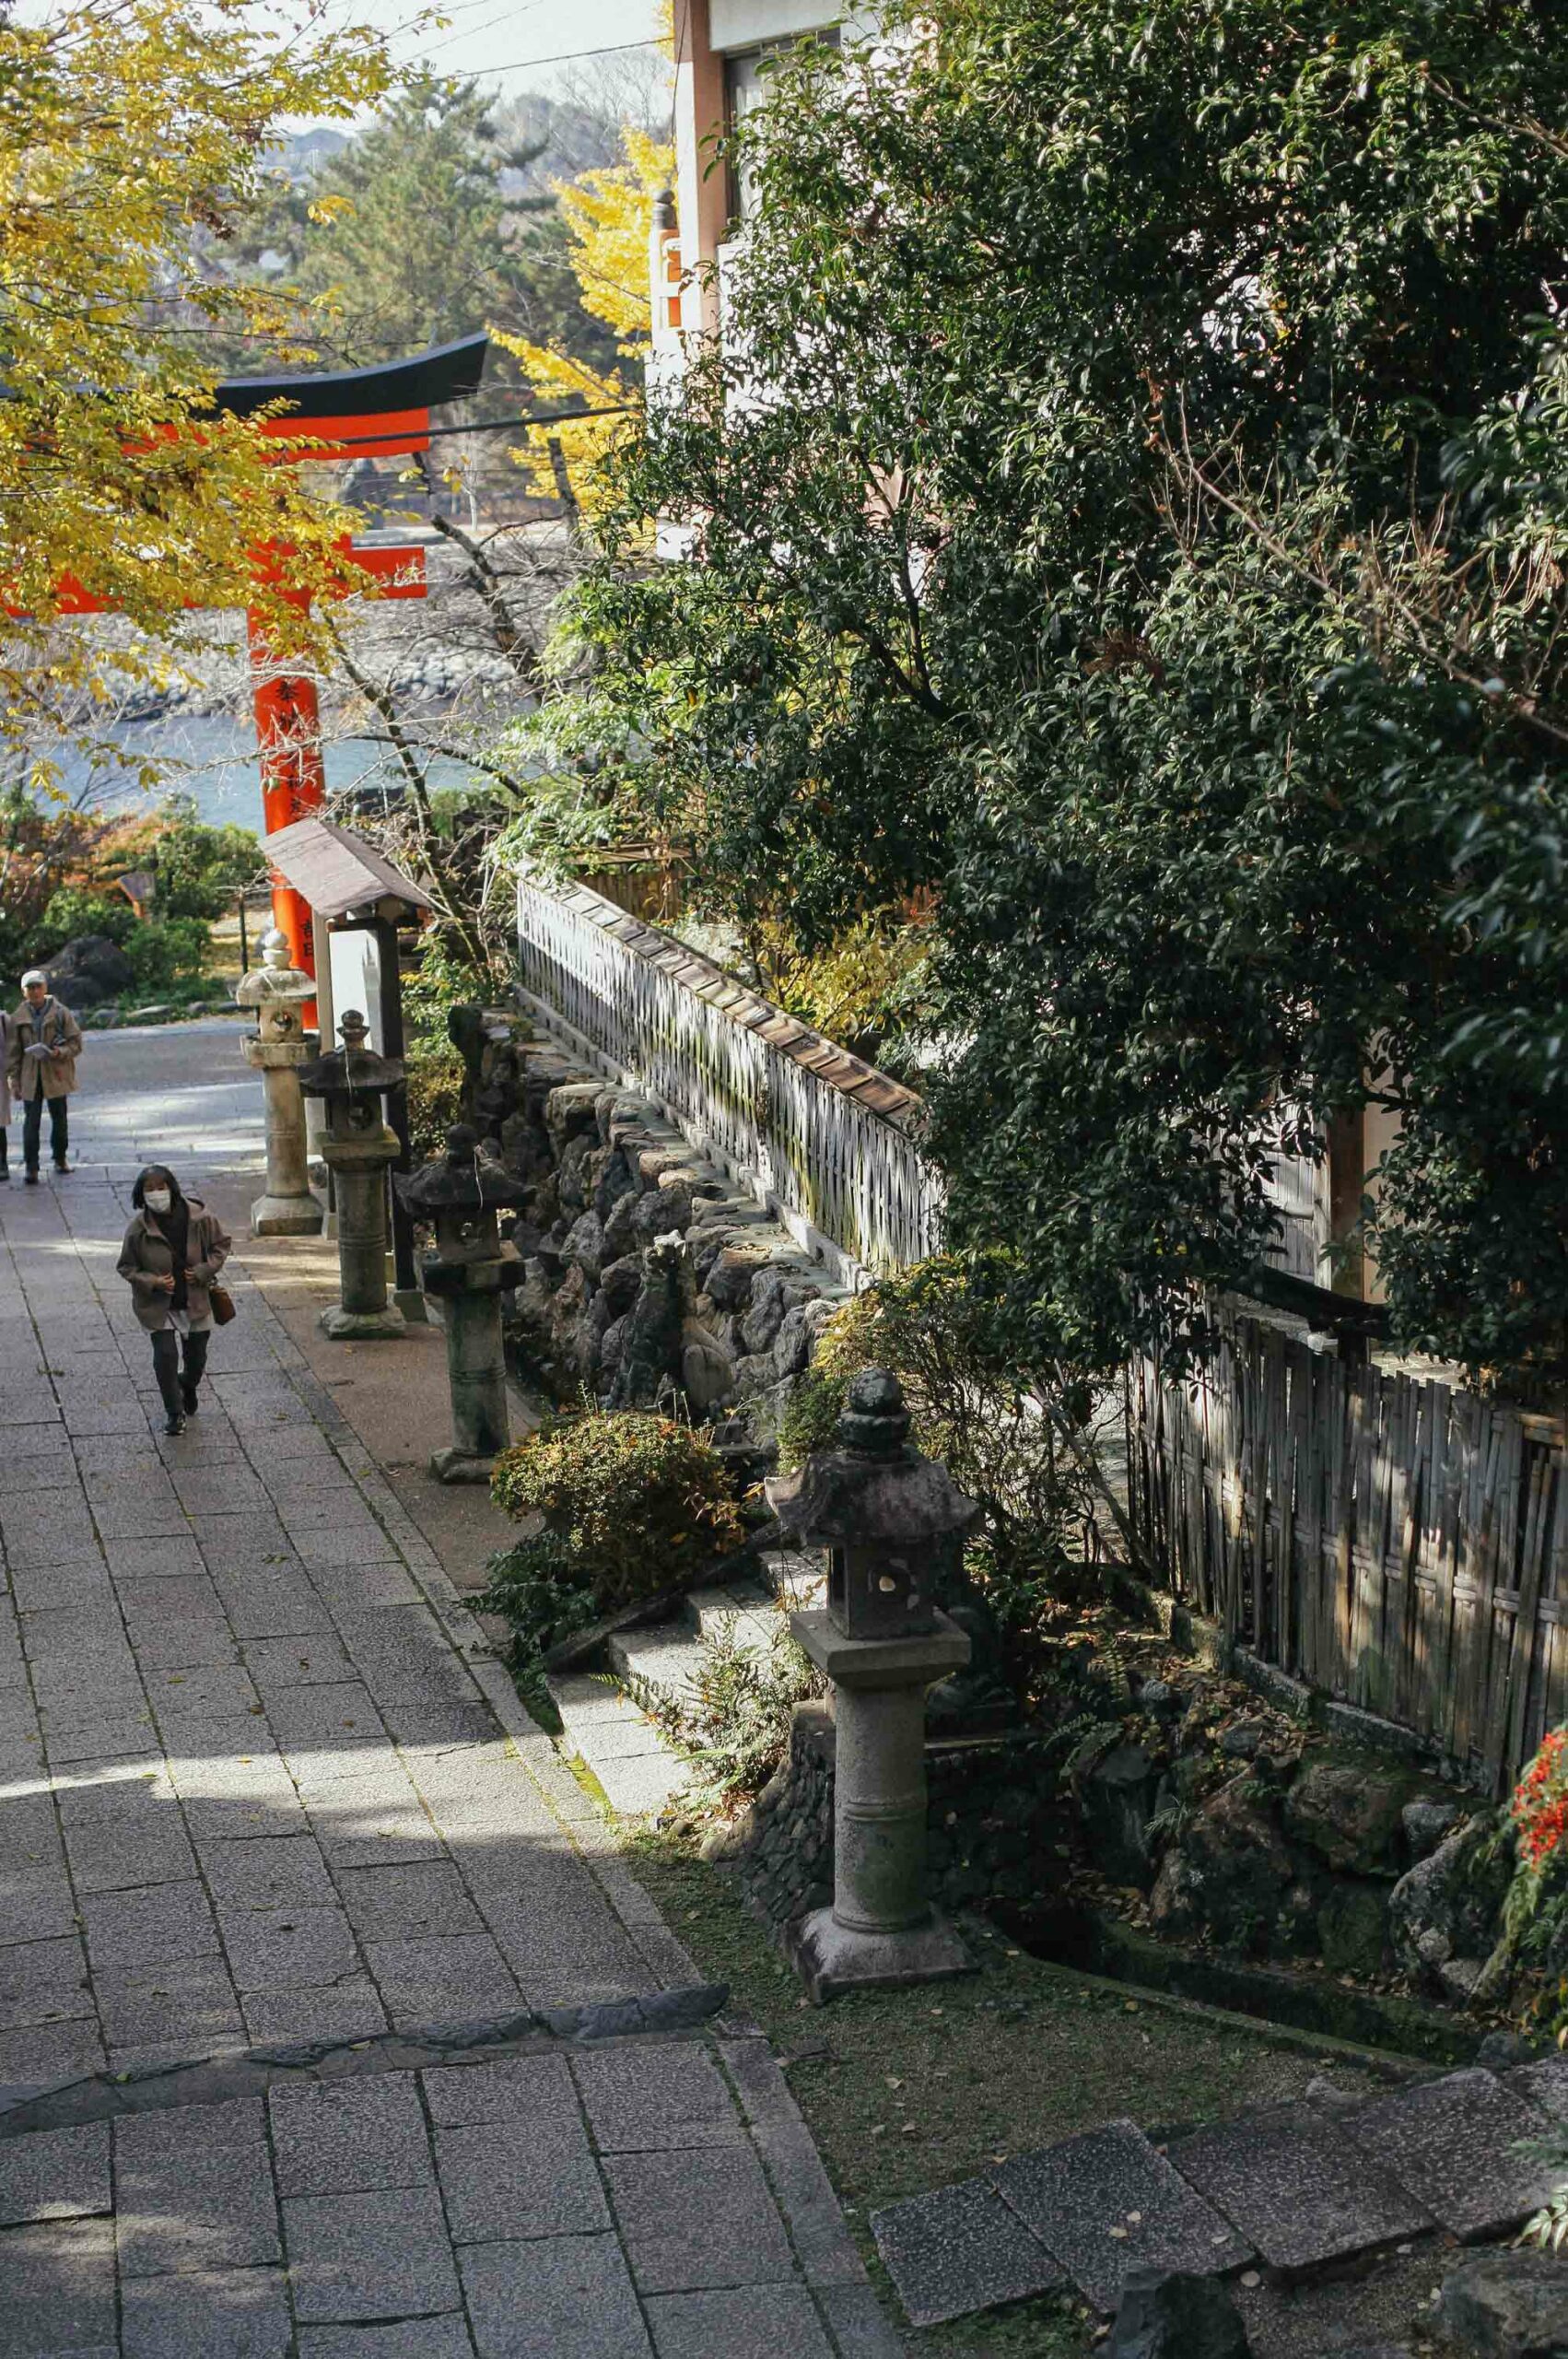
left=116, top=1166, right=232, bottom=1435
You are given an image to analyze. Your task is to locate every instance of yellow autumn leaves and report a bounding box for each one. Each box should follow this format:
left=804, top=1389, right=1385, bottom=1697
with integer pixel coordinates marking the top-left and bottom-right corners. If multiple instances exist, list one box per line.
left=493, top=124, right=674, bottom=517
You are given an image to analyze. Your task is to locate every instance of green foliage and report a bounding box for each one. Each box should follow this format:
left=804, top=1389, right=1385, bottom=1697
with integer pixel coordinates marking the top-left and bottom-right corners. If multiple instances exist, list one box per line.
left=404, top=1039, right=467, bottom=1163
left=489, top=1410, right=745, bottom=1615
left=544, top=0, right=1568, bottom=1382
left=124, top=916, right=211, bottom=997
left=142, top=802, right=263, bottom=921
left=472, top=1532, right=602, bottom=1723
left=780, top=1256, right=1108, bottom=1565
left=404, top=933, right=501, bottom=1028
left=1520, top=2177, right=1568, bottom=2256
left=626, top=1605, right=827, bottom=1809
left=30, top=889, right=135, bottom=957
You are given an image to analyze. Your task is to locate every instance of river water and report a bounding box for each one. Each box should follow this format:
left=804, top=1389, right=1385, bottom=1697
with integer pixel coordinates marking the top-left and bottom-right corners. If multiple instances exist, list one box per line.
left=61, top=712, right=489, bottom=835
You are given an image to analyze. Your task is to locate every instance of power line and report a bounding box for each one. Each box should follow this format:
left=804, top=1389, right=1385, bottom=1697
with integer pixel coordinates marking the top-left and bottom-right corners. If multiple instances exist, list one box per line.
left=473, top=35, right=665, bottom=76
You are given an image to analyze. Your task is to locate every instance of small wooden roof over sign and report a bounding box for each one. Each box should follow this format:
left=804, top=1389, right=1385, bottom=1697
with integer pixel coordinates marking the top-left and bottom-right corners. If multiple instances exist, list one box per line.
left=263, top=817, right=436, bottom=923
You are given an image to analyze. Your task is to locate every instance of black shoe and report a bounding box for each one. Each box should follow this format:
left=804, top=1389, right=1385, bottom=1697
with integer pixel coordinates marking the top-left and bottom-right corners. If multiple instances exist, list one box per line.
left=23, top=1169, right=39, bottom=1186
left=164, top=1413, right=187, bottom=1437
left=53, top=1160, right=69, bottom=1176
left=181, top=1385, right=199, bottom=1416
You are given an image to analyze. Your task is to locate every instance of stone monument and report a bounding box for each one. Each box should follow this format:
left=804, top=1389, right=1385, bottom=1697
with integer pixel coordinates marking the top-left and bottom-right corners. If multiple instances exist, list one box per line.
left=766, top=1368, right=982, bottom=2001
left=236, top=929, right=323, bottom=1236
left=395, top=1123, right=530, bottom=1483
left=298, top=1010, right=405, bottom=1340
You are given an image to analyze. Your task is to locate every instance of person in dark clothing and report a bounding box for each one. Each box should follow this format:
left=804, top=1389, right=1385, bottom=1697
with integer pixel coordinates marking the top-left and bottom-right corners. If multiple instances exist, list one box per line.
left=115, top=1166, right=232, bottom=1434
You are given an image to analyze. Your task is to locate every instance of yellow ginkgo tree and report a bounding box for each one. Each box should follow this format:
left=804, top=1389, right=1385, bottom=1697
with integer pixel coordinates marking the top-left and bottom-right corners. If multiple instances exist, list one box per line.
left=491, top=123, right=673, bottom=518
left=0, top=0, right=401, bottom=775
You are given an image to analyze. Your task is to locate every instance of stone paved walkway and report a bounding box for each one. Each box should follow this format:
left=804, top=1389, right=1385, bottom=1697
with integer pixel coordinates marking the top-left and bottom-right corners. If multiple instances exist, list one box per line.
left=0, top=1038, right=899, bottom=2357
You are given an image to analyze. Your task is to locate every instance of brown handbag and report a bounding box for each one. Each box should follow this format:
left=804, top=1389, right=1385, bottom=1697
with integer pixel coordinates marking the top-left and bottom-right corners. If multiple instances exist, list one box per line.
left=208, top=1282, right=237, bottom=1326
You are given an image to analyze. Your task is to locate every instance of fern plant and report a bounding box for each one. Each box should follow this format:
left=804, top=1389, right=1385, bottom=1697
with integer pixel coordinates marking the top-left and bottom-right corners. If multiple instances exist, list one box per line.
left=617, top=1604, right=827, bottom=1809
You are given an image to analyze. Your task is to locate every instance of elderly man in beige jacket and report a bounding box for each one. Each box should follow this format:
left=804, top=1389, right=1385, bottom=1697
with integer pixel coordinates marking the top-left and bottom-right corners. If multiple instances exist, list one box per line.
left=6, top=970, right=83, bottom=1182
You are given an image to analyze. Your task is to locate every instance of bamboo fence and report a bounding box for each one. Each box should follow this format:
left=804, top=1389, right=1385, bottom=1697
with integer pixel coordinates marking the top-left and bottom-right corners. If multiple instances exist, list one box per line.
left=1130, top=1311, right=1568, bottom=1791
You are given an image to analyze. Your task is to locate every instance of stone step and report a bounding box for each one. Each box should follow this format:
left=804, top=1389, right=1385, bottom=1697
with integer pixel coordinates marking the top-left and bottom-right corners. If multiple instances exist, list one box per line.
left=1333, top=2067, right=1557, bottom=2242
left=685, top=1581, right=778, bottom=1649
left=991, top=2118, right=1253, bottom=2316
left=871, top=2180, right=1065, bottom=2331
left=870, top=2059, right=1568, bottom=2334
left=1170, top=2099, right=1433, bottom=2272
left=606, top=1623, right=709, bottom=1707
left=549, top=1671, right=690, bottom=1819
left=755, top=1547, right=829, bottom=1610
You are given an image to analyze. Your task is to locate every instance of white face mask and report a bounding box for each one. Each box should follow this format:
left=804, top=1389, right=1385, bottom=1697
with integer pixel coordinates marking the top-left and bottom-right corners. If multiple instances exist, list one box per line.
left=144, top=1190, right=172, bottom=1215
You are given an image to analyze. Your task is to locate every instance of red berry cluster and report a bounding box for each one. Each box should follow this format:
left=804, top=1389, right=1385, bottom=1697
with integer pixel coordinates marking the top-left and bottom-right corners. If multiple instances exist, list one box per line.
left=1514, top=1730, right=1568, bottom=1872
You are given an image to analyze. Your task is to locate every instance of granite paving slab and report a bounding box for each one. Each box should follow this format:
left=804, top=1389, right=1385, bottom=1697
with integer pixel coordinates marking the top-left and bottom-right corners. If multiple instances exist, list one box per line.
left=297, top=2325, right=476, bottom=2359
left=437, top=2118, right=612, bottom=2243
left=114, top=2098, right=281, bottom=2277
left=1339, top=2068, right=1558, bottom=2241
left=420, top=2051, right=581, bottom=2129
left=1170, top=2099, right=1434, bottom=2271
left=268, top=2074, right=434, bottom=2199
left=573, top=2039, right=748, bottom=2152
left=602, top=2144, right=800, bottom=2294
left=460, top=2233, right=655, bottom=2359
left=871, top=2176, right=1064, bottom=2329
left=992, top=2117, right=1254, bottom=2314
left=119, top=2264, right=293, bottom=2359
left=283, top=2184, right=462, bottom=2322
left=646, top=2286, right=839, bottom=2359
left=0, top=2214, right=118, bottom=2355
left=0, top=2122, right=111, bottom=2225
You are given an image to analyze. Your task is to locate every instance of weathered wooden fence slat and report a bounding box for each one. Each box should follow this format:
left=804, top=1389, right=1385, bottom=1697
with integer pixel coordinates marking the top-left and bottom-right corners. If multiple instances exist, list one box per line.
left=1133, top=1313, right=1568, bottom=1794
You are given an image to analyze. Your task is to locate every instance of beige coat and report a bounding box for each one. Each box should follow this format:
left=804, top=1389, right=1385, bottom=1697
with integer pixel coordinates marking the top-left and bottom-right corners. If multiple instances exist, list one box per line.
left=6, top=996, right=82, bottom=1100
left=116, top=1201, right=232, bottom=1333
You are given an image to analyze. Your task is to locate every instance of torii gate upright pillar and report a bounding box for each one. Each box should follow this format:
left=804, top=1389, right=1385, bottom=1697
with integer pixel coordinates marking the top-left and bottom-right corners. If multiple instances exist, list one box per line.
left=247, top=596, right=326, bottom=999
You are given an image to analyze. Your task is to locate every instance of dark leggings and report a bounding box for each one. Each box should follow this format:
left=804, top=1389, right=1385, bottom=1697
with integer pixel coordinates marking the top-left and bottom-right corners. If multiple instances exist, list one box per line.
left=151, top=1328, right=209, bottom=1418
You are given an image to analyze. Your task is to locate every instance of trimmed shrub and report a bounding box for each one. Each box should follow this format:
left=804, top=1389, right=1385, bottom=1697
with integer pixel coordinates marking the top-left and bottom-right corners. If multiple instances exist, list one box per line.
left=490, top=1410, right=743, bottom=1612
left=477, top=1414, right=745, bottom=1713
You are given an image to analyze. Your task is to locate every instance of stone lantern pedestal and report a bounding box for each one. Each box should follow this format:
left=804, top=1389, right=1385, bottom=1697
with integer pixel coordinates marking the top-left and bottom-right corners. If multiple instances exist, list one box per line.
left=236, top=929, right=322, bottom=1236
left=766, top=1368, right=981, bottom=2002
left=298, top=1011, right=406, bottom=1341
left=788, top=1612, right=974, bottom=2001
left=395, top=1124, right=530, bottom=1483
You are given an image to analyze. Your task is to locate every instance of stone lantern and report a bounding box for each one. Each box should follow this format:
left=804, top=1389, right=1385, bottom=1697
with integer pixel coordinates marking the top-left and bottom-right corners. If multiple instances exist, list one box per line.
left=298, top=1010, right=406, bottom=1340
left=766, top=1368, right=981, bottom=2001
left=236, top=928, right=323, bottom=1236
left=394, top=1123, right=530, bottom=1483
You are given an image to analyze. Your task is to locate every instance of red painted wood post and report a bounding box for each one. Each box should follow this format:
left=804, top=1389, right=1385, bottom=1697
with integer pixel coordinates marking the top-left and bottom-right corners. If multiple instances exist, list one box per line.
left=247, top=597, right=326, bottom=1021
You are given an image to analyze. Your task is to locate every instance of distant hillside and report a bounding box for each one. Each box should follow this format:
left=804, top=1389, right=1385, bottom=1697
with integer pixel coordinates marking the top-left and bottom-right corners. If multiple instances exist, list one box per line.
left=262, top=126, right=351, bottom=182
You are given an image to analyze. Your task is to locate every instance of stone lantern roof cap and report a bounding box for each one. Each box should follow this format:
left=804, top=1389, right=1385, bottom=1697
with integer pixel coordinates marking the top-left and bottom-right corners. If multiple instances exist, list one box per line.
left=298, top=1008, right=406, bottom=1097
left=395, top=1123, right=532, bottom=1215
left=765, top=1369, right=982, bottom=1546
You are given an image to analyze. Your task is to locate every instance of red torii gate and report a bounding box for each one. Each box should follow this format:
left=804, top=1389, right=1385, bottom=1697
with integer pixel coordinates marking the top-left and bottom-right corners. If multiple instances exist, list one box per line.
left=39, top=332, right=489, bottom=990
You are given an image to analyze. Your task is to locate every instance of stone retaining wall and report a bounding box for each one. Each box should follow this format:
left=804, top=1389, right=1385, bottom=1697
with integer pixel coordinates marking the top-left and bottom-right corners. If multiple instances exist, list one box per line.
left=708, top=1706, right=1065, bottom=1934
left=462, top=1015, right=853, bottom=1424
